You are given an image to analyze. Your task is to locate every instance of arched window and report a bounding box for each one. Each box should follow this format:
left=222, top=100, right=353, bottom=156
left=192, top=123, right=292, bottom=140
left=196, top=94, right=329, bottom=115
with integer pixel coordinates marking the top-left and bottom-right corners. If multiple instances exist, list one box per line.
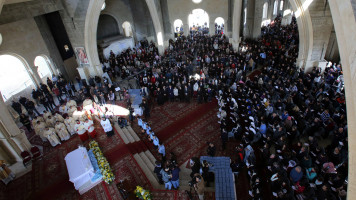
left=263, top=2, right=268, bottom=19
left=34, top=55, right=53, bottom=81
left=173, top=19, right=183, bottom=33
left=214, top=17, right=225, bottom=34
left=280, top=0, right=284, bottom=10
left=188, top=9, right=209, bottom=28
left=0, top=55, right=35, bottom=101
left=122, top=21, right=133, bottom=37
left=273, top=0, right=278, bottom=15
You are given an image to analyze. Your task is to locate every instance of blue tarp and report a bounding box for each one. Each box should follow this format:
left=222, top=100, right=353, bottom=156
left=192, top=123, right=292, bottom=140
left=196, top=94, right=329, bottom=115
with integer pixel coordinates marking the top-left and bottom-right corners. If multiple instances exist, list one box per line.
left=88, top=150, right=103, bottom=182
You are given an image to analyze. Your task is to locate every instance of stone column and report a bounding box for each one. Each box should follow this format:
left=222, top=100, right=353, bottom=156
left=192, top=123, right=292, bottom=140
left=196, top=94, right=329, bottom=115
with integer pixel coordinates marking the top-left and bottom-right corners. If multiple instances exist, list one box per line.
left=252, top=0, right=264, bottom=38
left=145, top=0, right=165, bottom=55
left=77, top=67, right=89, bottom=83
left=243, top=0, right=255, bottom=38
left=328, top=1, right=356, bottom=199
left=0, top=92, right=32, bottom=163
left=29, top=65, right=43, bottom=87
left=232, top=0, right=243, bottom=50
left=84, top=0, right=104, bottom=77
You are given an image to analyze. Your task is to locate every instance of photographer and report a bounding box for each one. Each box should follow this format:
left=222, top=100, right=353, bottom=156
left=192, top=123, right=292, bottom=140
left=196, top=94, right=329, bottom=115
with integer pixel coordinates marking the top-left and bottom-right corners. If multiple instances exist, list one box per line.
left=201, top=160, right=213, bottom=187
left=160, top=166, right=172, bottom=190
left=193, top=173, right=205, bottom=200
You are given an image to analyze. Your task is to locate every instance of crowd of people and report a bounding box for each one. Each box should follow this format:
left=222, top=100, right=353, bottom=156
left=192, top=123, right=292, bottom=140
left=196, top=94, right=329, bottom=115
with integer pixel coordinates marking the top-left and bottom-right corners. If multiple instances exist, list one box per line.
left=214, top=17, right=348, bottom=199
left=8, top=11, right=348, bottom=199
left=127, top=15, right=347, bottom=199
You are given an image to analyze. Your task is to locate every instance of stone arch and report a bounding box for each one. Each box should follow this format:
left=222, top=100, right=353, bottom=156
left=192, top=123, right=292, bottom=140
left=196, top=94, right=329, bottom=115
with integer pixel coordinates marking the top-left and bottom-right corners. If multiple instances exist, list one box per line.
left=97, top=14, right=121, bottom=40
left=0, top=53, right=36, bottom=101
left=100, top=11, right=123, bottom=35
left=84, top=0, right=104, bottom=77
left=287, top=0, right=313, bottom=70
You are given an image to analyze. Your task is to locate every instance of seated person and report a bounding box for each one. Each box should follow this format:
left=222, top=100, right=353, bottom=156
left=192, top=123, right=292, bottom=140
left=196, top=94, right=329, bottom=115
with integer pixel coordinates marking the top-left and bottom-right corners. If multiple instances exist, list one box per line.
left=118, top=117, right=128, bottom=128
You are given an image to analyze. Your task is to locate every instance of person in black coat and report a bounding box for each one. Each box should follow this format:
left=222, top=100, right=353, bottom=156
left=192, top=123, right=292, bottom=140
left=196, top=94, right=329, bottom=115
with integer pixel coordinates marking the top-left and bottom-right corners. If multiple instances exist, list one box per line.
left=11, top=101, right=22, bottom=115
left=19, top=114, right=32, bottom=132
left=154, top=161, right=164, bottom=184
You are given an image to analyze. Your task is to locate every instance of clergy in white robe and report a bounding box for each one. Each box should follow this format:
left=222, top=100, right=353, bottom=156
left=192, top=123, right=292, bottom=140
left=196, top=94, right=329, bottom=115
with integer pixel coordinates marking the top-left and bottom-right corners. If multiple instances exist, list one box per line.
left=45, top=116, right=56, bottom=127
left=64, top=116, right=76, bottom=135
left=43, top=127, right=61, bottom=147
left=55, top=121, right=70, bottom=141
left=75, top=120, right=88, bottom=141
left=43, top=111, right=53, bottom=120
left=32, top=116, right=45, bottom=127
left=84, top=119, right=97, bottom=138
left=68, top=106, right=78, bottom=117
left=100, top=117, right=114, bottom=137
left=54, top=113, right=65, bottom=123
left=34, top=121, right=47, bottom=141
left=66, top=100, right=77, bottom=108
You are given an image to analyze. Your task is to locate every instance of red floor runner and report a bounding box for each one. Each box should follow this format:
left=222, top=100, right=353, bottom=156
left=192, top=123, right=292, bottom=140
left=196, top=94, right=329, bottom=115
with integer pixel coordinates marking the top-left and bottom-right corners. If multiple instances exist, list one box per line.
left=156, top=99, right=217, bottom=142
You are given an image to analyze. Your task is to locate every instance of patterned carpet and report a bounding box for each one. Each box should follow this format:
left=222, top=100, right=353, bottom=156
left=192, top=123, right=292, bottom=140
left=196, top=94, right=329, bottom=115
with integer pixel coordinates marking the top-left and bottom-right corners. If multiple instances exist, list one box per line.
left=2, top=99, right=251, bottom=200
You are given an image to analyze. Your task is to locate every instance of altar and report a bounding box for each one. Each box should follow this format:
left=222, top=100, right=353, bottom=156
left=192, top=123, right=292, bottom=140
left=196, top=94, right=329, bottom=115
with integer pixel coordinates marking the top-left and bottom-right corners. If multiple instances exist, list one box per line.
left=65, top=147, right=102, bottom=195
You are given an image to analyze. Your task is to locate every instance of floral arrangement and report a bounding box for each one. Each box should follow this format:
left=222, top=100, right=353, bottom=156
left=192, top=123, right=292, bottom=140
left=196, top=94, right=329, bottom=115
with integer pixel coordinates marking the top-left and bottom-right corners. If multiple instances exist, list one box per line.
left=134, top=186, right=152, bottom=200
left=89, top=141, right=115, bottom=184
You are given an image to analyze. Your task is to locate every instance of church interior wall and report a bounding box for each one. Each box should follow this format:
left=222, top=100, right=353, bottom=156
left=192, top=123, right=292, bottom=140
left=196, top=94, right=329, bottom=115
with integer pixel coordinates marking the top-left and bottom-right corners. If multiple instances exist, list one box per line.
left=129, top=0, right=156, bottom=42
left=0, top=18, right=52, bottom=102
left=166, top=0, right=229, bottom=36
left=101, top=0, right=134, bottom=38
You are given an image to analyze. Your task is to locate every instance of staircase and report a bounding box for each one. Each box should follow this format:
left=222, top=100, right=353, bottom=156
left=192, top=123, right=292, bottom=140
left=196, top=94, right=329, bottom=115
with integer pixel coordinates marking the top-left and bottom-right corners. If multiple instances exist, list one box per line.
left=113, top=124, right=163, bottom=189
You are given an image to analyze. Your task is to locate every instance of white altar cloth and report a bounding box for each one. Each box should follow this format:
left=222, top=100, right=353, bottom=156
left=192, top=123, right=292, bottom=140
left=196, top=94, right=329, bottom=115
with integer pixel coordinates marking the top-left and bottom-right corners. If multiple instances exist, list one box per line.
left=65, top=147, right=101, bottom=194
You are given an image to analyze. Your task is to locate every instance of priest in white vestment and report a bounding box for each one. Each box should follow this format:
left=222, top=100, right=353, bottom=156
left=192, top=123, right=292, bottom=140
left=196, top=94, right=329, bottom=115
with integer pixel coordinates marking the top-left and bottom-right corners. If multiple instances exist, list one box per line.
left=68, top=106, right=78, bottom=117
left=64, top=116, right=76, bottom=135
left=100, top=117, right=114, bottom=137
left=34, top=121, right=47, bottom=141
left=54, top=113, right=65, bottom=123
left=66, top=100, right=77, bottom=108
left=32, top=116, right=45, bottom=127
left=43, top=127, right=61, bottom=147
left=43, top=110, right=53, bottom=120
left=75, top=120, right=88, bottom=141
left=46, top=115, right=56, bottom=127
left=55, top=121, right=70, bottom=141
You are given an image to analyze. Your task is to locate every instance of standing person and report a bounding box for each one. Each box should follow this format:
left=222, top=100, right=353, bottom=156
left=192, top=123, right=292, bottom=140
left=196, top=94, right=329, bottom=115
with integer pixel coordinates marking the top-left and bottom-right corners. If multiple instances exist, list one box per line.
left=101, top=116, right=114, bottom=137
left=207, top=142, right=216, bottom=157
left=64, top=115, right=76, bottom=135
left=52, top=85, right=63, bottom=102
left=84, top=118, right=97, bottom=138
left=25, top=100, right=40, bottom=116
left=108, top=90, right=115, bottom=105
left=194, top=174, right=205, bottom=200
left=54, top=121, right=70, bottom=141
left=19, top=114, right=32, bottom=132
left=40, top=95, right=52, bottom=112
left=171, top=165, right=180, bottom=189
left=75, top=120, right=88, bottom=142
left=158, top=142, right=166, bottom=161
left=43, top=127, right=61, bottom=147
left=11, top=101, right=22, bottom=115
left=154, top=161, right=164, bottom=184
left=160, top=166, right=172, bottom=190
